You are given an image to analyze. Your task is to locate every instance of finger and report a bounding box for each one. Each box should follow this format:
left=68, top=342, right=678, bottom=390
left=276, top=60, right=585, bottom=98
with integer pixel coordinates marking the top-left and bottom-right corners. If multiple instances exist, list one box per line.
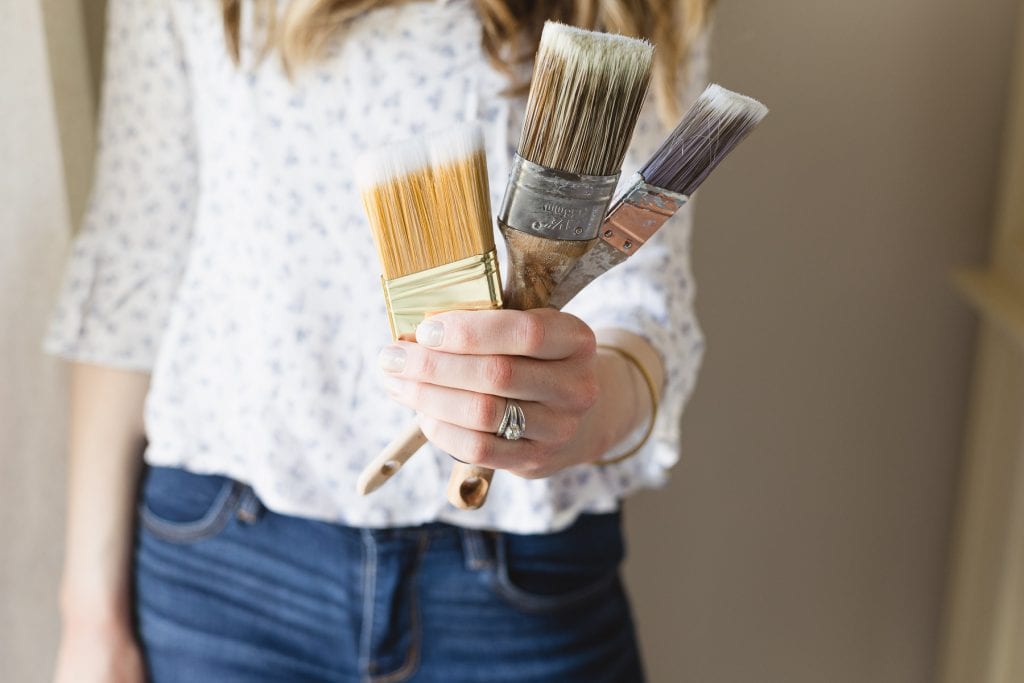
left=417, top=414, right=547, bottom=476
left=379, top=342, right=592, bottom=407
left=415, top=308, right=595, bottom=360
left=384, top=379, right=573, bottom=443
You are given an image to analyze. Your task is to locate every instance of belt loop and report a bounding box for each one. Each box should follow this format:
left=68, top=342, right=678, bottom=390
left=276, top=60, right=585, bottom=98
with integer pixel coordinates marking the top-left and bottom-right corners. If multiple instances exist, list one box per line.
left=235, top=485, right=264, bottom=524
left=460, top=528, right=495, bottom=571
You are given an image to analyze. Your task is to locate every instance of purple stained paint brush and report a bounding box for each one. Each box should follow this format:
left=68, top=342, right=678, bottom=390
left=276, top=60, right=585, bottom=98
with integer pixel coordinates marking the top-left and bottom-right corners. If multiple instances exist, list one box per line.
left=548, top=84, right=769, bottom=309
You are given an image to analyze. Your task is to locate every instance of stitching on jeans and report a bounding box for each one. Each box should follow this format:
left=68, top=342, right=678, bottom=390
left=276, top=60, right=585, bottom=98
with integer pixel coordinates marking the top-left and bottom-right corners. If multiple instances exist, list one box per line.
left=368, top=533, right=428, bottom=683
left=359, top=529, right=378, bottom=682
left=235, top=487, right=263, bottom=523
left=138, top=481, right=242, bottom=543
left=460, top=529, right=493, bottom=571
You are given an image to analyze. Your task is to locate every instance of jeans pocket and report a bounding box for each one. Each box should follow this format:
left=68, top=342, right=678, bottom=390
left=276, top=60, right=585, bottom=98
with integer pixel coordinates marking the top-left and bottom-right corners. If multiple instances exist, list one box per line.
left=138, top=466, right=243, bottom=543
left=489, top=512, right=625, bottom=613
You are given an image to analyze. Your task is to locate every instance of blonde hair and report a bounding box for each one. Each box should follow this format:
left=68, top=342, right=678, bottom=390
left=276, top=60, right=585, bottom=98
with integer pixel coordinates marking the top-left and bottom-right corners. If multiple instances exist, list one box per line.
left=221, top=0, right=713, bottom=125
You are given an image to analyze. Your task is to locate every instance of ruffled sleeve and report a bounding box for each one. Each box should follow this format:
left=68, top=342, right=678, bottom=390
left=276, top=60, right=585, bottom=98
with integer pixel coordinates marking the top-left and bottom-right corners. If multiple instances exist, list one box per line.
left=42, top=0, right=198, bottom=371
left=562, top=29, right=712, bottom=493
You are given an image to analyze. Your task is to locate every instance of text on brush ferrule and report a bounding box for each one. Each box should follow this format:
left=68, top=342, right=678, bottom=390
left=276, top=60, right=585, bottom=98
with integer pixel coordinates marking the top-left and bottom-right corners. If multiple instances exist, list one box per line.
left=499, top=154, right=620, bottom=241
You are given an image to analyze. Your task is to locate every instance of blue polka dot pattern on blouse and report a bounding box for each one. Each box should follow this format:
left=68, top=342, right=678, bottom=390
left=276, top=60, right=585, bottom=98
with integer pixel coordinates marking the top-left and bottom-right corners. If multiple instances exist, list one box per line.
left=42, top=0, right=709, bottom=533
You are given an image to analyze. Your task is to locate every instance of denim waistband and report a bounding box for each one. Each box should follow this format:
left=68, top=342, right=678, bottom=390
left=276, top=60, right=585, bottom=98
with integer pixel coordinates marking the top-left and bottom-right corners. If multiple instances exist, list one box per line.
left=139, top=465, right=623, bottom=559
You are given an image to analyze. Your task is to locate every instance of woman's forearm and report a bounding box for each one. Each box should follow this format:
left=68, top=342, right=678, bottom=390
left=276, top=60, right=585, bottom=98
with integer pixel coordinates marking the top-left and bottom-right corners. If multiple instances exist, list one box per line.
left=60, top=363, right=150, bottom=626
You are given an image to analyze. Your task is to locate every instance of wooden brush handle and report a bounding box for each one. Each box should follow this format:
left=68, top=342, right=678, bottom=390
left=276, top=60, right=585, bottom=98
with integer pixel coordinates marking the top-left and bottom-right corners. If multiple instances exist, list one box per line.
left=498, top=225, right=595, bottom=310
left=446, top=224, right=596, bottom=509
left=358, top=425, right=493, bottom=508
left=446, top=463, right=494, bottom=509
left=356, top=422, right=428, bottom=495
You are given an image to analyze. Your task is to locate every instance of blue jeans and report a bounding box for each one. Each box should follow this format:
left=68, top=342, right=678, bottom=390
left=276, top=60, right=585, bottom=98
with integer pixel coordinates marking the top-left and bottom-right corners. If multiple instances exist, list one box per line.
left=133, top=466, right=646, bottom=682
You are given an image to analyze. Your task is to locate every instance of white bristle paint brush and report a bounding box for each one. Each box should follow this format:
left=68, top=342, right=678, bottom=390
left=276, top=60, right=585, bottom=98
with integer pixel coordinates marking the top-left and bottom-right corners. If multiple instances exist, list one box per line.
left=446, top=21, right=655, bottom=509
left=354, top=125, right=503, bottom=496
left=547, top=84, right=769, bottom=309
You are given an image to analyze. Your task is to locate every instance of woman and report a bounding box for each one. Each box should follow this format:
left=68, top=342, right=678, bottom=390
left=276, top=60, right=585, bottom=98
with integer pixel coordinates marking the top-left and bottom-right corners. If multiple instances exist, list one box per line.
left=47, top=0, right=710, bottom=680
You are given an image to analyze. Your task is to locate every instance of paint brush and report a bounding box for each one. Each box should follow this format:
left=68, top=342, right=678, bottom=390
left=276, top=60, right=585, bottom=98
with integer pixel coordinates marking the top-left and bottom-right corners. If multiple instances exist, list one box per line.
left=547, top=84, right=769, bottom=309
left=446, top=21, right=655, bottom=509
left=354, top=125, right=503, bottom=496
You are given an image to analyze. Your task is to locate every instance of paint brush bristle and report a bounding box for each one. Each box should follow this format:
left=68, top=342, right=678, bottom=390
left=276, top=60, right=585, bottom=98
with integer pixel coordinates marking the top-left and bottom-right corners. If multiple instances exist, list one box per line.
left=429, top=126, right=494, bottom=266
left=641, top=83, right=768, bottom=196
left=518, top=22, right=654, bottom=176
left=356, top=125, right=493, bottom=279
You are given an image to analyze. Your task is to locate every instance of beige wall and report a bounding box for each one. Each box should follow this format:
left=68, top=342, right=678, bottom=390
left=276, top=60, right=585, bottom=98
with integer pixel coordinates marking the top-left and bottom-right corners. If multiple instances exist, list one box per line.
left=0, top=2, right=91, bottom=682
left=623, top=1, right=1020, bottom=682
left=2, top=1, right=1019, bottom=681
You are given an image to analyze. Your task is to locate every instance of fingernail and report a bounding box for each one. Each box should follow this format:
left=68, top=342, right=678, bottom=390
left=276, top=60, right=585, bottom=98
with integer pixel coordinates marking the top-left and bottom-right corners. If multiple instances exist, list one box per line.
left=417, top=320, right=444, bottom=347
left=378, top=346, right=406, bottom=373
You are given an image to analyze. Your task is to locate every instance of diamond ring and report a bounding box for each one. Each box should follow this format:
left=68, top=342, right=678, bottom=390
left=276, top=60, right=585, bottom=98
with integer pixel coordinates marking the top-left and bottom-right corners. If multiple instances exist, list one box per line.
left=496, top=398, right=526, bottom=441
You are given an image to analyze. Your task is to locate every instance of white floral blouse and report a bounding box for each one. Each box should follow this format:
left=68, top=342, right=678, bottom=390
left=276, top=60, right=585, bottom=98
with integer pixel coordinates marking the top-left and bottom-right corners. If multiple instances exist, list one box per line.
left=43, top=0, right=708, bottom=533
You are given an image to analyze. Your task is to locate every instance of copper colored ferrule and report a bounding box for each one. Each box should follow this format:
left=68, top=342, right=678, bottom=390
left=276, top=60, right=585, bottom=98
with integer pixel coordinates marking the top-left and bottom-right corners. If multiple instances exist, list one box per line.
left=600, top=175, right=688, bottom=255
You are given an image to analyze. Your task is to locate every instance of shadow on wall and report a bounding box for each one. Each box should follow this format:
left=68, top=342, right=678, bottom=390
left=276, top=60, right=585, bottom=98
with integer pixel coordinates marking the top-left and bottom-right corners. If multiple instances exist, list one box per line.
left=82, top=0, right=107, bottom=100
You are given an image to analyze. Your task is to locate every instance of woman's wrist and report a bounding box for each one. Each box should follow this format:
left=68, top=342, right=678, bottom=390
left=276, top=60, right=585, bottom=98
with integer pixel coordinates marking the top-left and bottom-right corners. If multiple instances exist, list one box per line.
left=59, top=577, right=132, bottom=629
left=585, top=328, right=665, bottom=465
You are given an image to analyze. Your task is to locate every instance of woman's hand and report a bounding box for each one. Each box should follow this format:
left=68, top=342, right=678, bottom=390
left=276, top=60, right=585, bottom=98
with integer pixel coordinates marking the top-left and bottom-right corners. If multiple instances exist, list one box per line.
left=377, top=308, right=647, bottom=478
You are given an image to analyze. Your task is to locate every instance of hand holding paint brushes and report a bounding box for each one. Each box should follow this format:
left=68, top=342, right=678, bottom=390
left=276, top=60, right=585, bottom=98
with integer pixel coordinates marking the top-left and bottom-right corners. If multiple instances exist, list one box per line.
left=357, top=21, right=656, bottom=509
left=356, top=28, right=769, bottom=511
left=354, top=123, right=607, bottom=505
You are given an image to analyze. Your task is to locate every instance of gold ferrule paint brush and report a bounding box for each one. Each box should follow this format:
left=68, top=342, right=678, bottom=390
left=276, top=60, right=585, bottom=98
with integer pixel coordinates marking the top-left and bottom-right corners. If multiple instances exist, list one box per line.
left=447, top=21, right=656, bottom=509
left=354, top=125, right=502, bottom=496
left=548, top=84, right=769, bottom=309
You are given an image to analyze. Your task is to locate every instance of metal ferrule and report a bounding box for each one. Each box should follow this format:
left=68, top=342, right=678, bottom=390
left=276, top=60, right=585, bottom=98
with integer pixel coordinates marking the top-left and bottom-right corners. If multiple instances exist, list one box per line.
left=600, top=174, right=689, bottom=255
left=382, top=250, right=503, bottom=340
left=499, top=154, right=620, bottom=241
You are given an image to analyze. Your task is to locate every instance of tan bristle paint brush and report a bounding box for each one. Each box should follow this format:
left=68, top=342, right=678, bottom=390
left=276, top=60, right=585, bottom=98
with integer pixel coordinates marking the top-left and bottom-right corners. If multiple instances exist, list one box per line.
left=354, top=125, right=502, bottom=497
left=445, top=22, right=655, bottom=509
left=548, top=84, right=769, bottom=309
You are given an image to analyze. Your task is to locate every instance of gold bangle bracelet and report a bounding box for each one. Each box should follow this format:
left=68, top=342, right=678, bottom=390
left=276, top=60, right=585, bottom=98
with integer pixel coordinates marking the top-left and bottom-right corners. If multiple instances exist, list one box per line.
left=594, top=343, right=660, bottom=466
